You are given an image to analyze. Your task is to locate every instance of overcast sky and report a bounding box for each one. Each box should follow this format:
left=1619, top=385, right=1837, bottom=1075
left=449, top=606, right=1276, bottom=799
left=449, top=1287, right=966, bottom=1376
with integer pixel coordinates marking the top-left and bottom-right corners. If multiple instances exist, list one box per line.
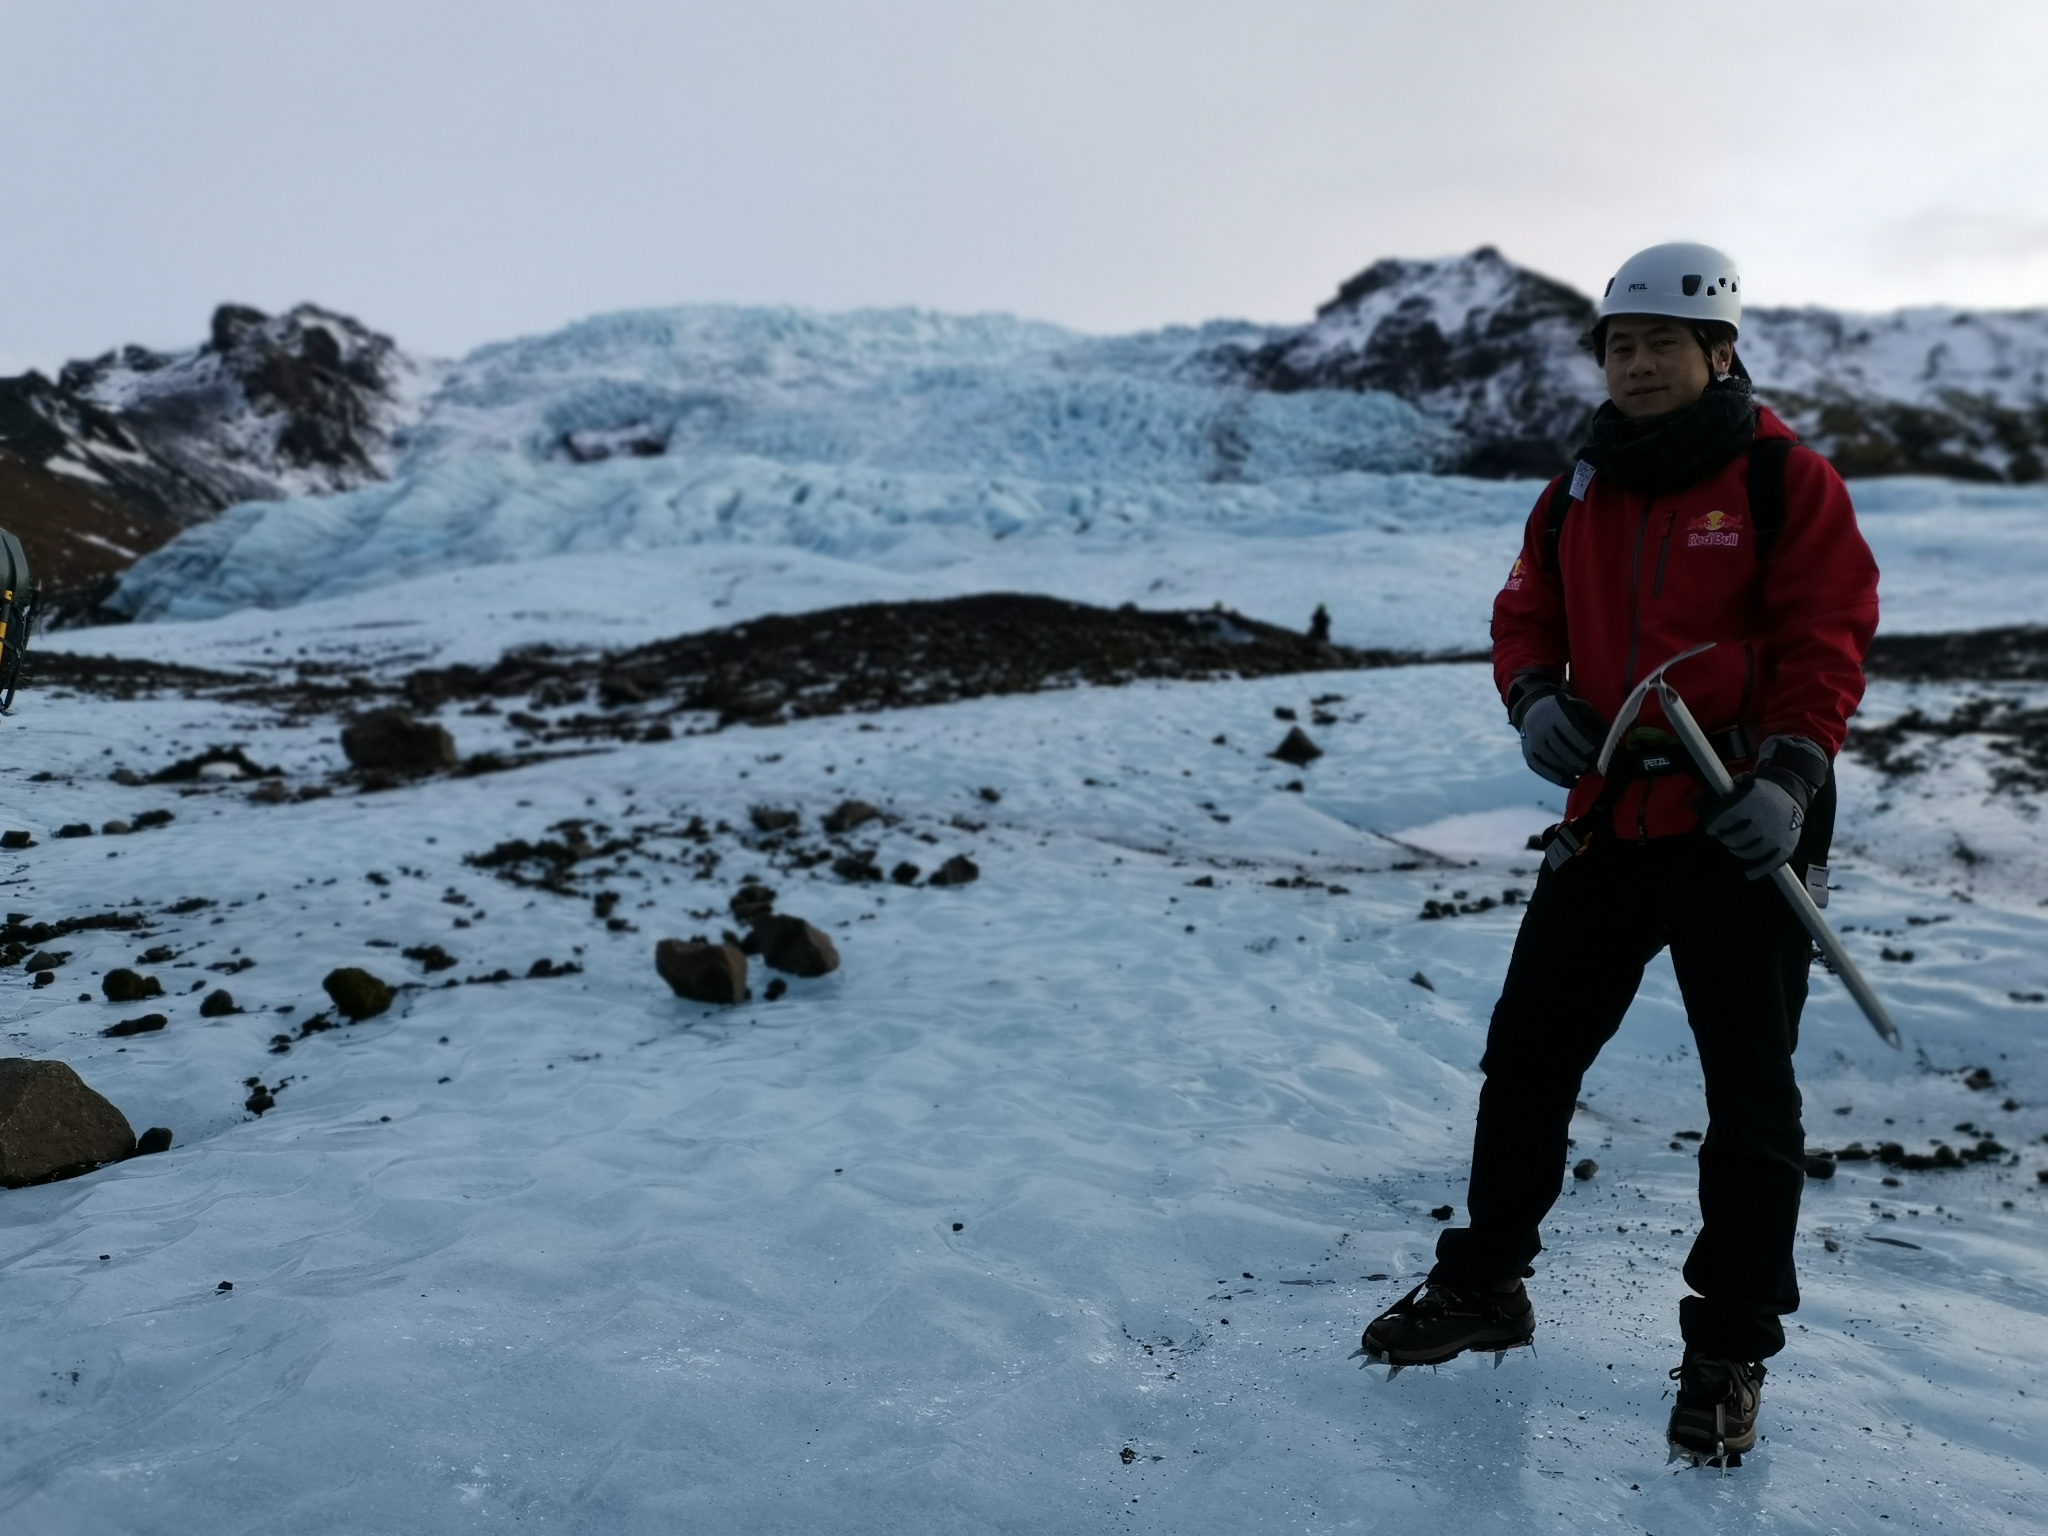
left=3, top=0, right=2046, bottom=371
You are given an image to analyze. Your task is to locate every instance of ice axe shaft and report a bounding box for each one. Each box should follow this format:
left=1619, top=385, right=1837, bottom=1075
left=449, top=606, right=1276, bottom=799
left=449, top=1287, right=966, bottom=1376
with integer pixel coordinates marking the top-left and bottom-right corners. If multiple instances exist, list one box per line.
left=1596, top=641, right=1714, bottom=777
left=1654, top=678, right=1904, bottom=1050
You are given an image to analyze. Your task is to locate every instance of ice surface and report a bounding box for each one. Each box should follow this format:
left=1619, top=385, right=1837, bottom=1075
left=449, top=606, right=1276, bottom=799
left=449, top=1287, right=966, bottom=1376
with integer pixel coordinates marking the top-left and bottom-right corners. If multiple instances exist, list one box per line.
left=6, top=531, right=2047, bottom=1532
left=12, top=302, right=2048, bottom=1528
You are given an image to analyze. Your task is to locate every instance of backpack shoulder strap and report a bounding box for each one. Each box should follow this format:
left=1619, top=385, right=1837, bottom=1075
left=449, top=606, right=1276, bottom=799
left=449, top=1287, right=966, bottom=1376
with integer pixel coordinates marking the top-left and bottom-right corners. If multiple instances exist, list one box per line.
left=1748, top=436, right=1794, bottom=563
left=1541, top=460, right=1594, bottom=573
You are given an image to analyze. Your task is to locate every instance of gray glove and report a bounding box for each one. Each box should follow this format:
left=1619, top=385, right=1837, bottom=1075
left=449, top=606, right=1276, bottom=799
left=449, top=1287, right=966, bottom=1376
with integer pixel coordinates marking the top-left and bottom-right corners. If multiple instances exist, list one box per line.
left=1510, top=682, right=1607, bottom=787
left=1702, top=735, right=1829, bottom=878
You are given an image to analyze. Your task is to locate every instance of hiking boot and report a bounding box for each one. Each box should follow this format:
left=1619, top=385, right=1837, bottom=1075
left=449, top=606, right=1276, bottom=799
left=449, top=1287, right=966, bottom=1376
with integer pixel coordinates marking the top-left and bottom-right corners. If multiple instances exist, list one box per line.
left=1667, top=1353, right=1765, bottom=1467
left=1358, top=1278, right=1535, bottom=1370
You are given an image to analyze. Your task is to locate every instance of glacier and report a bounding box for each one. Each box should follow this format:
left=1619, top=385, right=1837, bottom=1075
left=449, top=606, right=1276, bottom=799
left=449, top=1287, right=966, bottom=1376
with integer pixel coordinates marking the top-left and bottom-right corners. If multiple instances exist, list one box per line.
left=107, top=304, right=1459, bottom=622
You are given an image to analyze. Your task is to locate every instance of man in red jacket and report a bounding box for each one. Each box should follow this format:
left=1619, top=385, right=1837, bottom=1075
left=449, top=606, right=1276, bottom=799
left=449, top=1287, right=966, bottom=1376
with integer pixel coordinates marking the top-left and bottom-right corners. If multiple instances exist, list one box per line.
left=1360, top=243, right=1879, bottom=1467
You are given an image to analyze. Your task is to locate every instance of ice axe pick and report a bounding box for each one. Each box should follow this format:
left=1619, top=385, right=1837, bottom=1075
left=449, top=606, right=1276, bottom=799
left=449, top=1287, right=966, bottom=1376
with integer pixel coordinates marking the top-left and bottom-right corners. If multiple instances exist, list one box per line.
left=1596, top=643, right=1903, bottom=1050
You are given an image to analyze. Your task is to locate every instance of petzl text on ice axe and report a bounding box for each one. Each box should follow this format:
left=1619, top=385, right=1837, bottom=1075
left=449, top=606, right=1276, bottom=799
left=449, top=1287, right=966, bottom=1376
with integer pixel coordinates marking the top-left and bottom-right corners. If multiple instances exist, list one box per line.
left=1599, top=643, right=1902, bottom=1050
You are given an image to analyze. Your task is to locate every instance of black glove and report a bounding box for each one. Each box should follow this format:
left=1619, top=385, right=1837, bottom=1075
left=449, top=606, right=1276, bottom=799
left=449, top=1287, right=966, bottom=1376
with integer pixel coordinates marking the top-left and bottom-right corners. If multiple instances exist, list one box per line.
left=1701, top=734, right=1829, bottom=878
left=1508, top=678, right=1607, bottom=787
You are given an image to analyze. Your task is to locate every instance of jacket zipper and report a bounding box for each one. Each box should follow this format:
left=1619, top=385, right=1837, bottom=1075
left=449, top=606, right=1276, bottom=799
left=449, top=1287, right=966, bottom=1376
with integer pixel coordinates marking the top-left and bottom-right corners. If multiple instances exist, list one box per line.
left=1624, top=495, right=1657, bottom=842
left=1622, top=495, right=1656, bottom=687
left=1651, top=507, right=1677, bottom=598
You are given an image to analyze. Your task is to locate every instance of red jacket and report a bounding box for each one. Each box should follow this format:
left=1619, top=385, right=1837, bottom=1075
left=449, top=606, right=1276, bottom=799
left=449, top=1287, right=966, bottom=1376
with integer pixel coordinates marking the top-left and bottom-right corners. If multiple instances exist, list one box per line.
left=1491, top=407, right=1879, bottom=841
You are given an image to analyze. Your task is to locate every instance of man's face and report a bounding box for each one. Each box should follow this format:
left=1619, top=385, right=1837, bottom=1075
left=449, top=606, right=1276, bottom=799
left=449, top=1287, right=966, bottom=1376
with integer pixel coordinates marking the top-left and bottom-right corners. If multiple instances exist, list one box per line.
left=1602, top=316, right=1717, bottom=419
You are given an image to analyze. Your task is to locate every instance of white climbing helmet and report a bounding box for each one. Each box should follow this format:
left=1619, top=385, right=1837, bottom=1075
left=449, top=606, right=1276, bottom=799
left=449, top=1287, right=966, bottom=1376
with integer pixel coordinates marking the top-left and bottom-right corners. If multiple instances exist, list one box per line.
left=1597, top=242, right=1741, bottom=332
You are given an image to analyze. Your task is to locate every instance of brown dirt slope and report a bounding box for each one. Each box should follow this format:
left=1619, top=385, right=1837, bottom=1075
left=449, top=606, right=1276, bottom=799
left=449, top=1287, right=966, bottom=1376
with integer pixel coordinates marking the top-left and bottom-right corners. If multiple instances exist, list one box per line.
left=0, top=449, right=175, bottom=614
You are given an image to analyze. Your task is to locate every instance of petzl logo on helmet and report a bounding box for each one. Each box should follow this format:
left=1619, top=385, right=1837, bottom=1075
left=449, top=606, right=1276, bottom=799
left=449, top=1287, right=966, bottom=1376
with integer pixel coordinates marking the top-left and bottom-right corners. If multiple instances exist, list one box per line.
left=1686, top=509, right=1742, bottom=548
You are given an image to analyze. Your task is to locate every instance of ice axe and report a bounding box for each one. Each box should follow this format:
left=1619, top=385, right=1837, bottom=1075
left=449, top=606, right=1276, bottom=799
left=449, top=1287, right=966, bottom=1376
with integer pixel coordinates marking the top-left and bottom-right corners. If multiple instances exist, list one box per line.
left=1594, top=643, right=1903, bottom=1050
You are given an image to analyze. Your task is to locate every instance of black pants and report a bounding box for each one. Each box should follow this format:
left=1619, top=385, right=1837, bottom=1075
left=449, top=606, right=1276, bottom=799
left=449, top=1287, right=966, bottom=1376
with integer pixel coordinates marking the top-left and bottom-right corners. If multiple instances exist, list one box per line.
left=1432, top=830, right=1813, bottom=1360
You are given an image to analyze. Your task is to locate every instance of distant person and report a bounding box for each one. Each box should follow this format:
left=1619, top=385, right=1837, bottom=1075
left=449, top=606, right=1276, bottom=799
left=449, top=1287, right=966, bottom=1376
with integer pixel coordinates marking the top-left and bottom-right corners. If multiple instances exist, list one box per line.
left=1358, top=243, right=1879, bottom=1467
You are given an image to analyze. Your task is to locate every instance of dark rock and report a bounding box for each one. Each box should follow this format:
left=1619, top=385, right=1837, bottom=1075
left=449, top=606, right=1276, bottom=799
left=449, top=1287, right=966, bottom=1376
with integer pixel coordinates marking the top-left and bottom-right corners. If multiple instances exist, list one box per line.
left=32, top=971, right=53, bottom=988
left=340, top=710, right=457, bottom=775
left=245, top=1085, right=275, bottom=1116
left=132, top=809, right=174, bottom=829
left=322, top=967, right=394, bottom=1020
left=1409, top=971, right=1434, bottom=991
left=1274, top=707, right=1298, bottom=721
left=1429, top=1204, right=1455, bottom=1221
left=831, top=852, right=882, bottom=883
left=527, top=957, right=581, bottom=979
left=890, top=861, right=921, bottom=886
left=248, top=779, right=291, bottom=805
left=23, top=950, right=69, bottom=972
left=149, top=746, right=282, bottom=783
left=135, top=1126, right=173, bottom=1155
left=977, top=786, right=1002, bottom=803
left=749, top=805, right=800, bottom=833
left=1963, top=1066, right=1997, bottom=1091
left=102, top=968, right=164, bottom=1004
left=401, top=944, right=457, bottom=973
left=753, top=915, right=841, bottom=978
left=199, top=989, right=238, bottom=1017
left=822, top=799, right=881, bottom=835
left=56, top=823, right=93, bottom=839
left=928, top=854, right=980, bottom=887
left=1308, top=604, right=1331, bottom=643
left=730, top=881, right=777, bottom=926
left=1572, top=1159, right=1599, bottom=1180
left=102, top=1014, right=167, bottom=1038
left=1269, top=726, right=1323, bottom=766
left=763, top=977, right=788, bottom=1001
left=0, top=1059, right=136, bottom=1185
left=1804, top=1154, right=1837, bottom=1180
left=1, top=830, right=34, bottom=849
left=110, top=767, right=146, bottom=787
left=101, top=820, right=132, bottom=836
left=654, top=938, right=748, bottom=1004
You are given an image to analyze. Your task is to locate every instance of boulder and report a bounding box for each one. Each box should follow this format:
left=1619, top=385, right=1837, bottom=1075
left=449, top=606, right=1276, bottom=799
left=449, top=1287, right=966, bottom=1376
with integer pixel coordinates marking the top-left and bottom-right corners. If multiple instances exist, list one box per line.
left=655, top=938, right=748, bottom=1004
left=730, top=881, right=777, bottom=926
left=102, top=968, right=163, bottom=1004
left=323, top=967, right=394, bottom=1020
left=753, top=915, right=841, bottom=978
left=821, top=799, right=880, bottom=835
left=102, top=1014, right=167, bottom=1038
left=832, top=852, right=882, bottom=883
left=0, top=1059, right=136, bottom=1186
left=340, top=710, right=458, bottom=775
left=199, top=988, right=239, bottom=1017
left=928, top=854, right=980, bottom=887
left=1269, top=726, right=1323, bottom=767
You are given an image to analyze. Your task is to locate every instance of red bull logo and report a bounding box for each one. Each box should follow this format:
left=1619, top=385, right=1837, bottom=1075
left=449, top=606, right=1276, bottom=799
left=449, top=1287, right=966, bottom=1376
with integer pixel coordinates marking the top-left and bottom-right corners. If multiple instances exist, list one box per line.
left=1686, top=509, right=1742, bottom=548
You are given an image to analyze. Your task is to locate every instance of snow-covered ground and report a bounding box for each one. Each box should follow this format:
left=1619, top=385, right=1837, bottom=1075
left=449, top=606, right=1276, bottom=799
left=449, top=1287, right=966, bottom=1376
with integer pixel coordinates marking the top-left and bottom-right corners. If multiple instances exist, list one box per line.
left=4, top=462, right=2046, bottom=1533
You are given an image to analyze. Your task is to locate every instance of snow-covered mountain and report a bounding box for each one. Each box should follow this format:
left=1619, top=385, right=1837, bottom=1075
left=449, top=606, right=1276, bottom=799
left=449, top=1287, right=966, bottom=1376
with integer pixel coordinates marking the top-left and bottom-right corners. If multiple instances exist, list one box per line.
left=18, top=255, right=2048, bottom=622
left=1220, top=246, right=2048, bottom=481
left=0, top=303, right=427, bottom=525
left=1220, top=247, right=1604, bottom=477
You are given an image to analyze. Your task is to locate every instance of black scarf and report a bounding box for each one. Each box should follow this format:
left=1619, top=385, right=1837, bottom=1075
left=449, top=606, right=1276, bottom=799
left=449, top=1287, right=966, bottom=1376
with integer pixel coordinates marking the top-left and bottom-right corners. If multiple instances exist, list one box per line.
left=1576, top=363, right=1758, bottom=497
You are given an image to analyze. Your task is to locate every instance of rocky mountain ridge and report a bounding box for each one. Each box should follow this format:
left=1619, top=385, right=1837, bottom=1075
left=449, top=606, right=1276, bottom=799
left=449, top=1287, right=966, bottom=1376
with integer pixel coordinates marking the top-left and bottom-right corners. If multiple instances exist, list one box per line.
left=0, top=303, right=424, bottom=524
left=1221, top=246, right=2048, bottom=481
